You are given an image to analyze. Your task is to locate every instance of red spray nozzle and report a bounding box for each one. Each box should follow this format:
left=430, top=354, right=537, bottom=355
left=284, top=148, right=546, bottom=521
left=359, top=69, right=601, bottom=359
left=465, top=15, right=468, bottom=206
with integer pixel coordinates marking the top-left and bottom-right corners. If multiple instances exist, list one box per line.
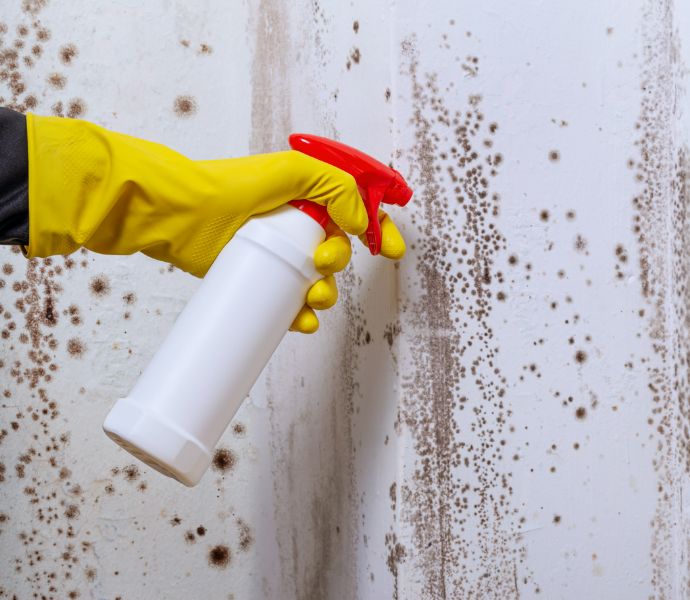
left=288, top=133, right=412, bottom=255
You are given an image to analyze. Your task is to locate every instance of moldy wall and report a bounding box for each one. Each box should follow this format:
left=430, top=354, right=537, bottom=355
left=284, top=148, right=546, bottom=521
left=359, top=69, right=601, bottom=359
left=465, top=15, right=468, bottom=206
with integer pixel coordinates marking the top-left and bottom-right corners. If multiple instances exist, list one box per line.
left=1, top=1, right=689, bottom=599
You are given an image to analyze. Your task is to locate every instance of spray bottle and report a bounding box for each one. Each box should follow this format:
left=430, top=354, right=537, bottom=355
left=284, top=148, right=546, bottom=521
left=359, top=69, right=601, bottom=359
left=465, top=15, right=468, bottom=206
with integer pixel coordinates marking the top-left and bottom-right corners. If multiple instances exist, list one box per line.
left=102, top=134, right=413, bottom=486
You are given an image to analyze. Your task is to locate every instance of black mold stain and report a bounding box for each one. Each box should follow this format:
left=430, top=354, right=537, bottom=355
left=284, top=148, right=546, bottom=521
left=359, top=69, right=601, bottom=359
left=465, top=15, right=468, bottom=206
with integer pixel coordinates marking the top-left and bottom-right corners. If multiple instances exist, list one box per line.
left=211, top=448, right=236, bottom=473
left=208, top=544, right=231, bottom=569
left=400, top=37, right=527, bottom=597
left=632, top=3, right=688, bottom=595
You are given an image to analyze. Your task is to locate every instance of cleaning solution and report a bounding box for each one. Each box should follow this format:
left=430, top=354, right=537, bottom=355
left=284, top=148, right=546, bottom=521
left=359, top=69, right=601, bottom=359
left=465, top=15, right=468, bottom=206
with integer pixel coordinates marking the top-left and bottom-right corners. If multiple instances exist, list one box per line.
left=102, top=134, right=413, bottom=486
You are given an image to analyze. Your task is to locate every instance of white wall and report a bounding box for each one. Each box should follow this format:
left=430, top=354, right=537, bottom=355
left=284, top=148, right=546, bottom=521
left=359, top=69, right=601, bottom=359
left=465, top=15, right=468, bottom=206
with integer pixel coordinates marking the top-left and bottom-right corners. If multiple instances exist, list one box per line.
left=0, top=1, right=688, bottom=598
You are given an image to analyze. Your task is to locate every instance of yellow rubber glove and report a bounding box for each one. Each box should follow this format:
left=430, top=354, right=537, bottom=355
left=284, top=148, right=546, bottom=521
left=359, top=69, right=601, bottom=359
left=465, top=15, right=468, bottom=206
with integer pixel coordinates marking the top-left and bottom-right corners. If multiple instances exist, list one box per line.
left=24, top=114, right=405, bottom=332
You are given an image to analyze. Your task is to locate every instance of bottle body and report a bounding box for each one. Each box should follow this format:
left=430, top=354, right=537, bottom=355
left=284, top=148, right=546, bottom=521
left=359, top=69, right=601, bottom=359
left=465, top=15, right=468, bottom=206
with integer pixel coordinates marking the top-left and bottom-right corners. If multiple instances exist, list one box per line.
left=103, top=205, right=326, bottom=486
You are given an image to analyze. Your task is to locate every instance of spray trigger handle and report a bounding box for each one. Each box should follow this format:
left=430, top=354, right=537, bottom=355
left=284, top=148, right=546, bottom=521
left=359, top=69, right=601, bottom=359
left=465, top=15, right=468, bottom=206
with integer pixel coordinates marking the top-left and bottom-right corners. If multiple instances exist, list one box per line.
left=288, top=133, right=413, bottom=255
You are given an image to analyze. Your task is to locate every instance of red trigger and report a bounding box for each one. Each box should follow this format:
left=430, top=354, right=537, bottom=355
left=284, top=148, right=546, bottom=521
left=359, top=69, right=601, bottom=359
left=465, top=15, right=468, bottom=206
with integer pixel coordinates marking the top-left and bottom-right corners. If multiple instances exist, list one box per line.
left=362, top=185, right=383, bottom=255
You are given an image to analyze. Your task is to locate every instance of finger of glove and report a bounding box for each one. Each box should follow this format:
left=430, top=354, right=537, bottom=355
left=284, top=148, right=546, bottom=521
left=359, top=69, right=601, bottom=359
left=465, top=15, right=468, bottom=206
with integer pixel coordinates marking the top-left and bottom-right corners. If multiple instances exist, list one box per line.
left=358, top=210, right=406, bottom=260
left=291, top=153, right=368, bottom=236
left=314, top=227, right=352, bottom=275
left=289, top=305, right=319, bottom=334
left=306, top=275, right=338, bottom=310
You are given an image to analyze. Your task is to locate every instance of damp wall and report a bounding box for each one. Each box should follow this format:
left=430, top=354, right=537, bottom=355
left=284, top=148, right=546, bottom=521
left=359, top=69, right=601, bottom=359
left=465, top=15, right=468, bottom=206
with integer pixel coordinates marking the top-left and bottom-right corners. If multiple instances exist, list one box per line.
left=0, top=1, right=689, bottom=599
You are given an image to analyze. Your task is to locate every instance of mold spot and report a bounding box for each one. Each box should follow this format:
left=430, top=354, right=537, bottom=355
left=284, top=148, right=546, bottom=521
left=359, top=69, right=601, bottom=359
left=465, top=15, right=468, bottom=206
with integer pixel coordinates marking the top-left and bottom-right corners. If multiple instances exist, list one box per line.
left=211, top=448, right=236, bottom=473
left=122, top=292, right=136, bottom=305
left=575, top=350, right=587, bottom=364
left=196, top=526, right=206, bottom=536
left=47, top=72, right=66, bottom=89
left=89, top=275, right=111, bottom=297
left=575, top=407, right=587, bottom=420
left=59, top=43, right=77, bottom=65
left=232, top=422, right=246, bottom=436
left=174, top=95, right=197, bottom=117
left=66, top=338, right=85, bottom=358
left=123, top=464, right=140, bottom=481
left=66, top=98, right=86, bottom=118
left=549, top=150, right=560, bottom=162
left=237, top=518, right=253, bottom=551
left=574, top=234, right=588, bottom=253
left=64, top=504, right=80, bottom=520
left=539, top=209, right=550, bottom=222
left=353, top=20, right=359, bottom=33
left=208, top=545, right=231, bottom=569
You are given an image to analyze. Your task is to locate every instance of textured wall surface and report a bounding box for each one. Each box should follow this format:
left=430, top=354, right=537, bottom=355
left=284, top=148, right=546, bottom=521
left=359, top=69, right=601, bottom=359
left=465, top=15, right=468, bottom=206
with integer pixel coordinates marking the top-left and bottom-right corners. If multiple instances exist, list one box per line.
left=1, top=1, right=689, bottom=599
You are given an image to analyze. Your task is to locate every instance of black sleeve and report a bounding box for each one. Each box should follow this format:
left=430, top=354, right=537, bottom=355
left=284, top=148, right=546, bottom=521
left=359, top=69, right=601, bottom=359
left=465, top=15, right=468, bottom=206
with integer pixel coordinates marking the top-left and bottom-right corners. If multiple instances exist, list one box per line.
left=0, top=107, right=29, bottom=246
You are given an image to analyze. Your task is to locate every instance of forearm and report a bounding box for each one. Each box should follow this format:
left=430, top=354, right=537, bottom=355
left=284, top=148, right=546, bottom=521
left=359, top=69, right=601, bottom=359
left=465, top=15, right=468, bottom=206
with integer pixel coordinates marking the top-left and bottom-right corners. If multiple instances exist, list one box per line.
left=0, top=107, right=29, bottom=246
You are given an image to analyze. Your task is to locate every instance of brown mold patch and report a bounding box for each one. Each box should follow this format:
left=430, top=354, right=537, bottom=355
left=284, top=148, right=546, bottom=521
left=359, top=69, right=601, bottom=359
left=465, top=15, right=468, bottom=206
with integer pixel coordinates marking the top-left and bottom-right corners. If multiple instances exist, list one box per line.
left=89, top=275, right=110, bottom=297
left=122, top=464, right=140, bottom=481
left=47, top=72, right=66, bottom=89
left=211, top=448, right=236, bottom=473
left=66, top=338, right=85, bottom=358
left=208, top=544, right=231, bottom=569
left=548, top=149, right=560, bottom=162
left=58, top=43, right=77, bottom=65
left=237, top=518, right=253, bottom=552
left=173, top=95, right=197, bottom=117
left=66, top=98, right=86, bottom=119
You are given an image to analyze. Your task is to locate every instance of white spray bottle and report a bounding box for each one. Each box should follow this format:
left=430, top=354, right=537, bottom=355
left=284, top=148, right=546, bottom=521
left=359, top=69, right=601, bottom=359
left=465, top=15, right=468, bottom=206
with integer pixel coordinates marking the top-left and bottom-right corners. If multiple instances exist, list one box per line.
left=102, top=134, right=413, bottom=486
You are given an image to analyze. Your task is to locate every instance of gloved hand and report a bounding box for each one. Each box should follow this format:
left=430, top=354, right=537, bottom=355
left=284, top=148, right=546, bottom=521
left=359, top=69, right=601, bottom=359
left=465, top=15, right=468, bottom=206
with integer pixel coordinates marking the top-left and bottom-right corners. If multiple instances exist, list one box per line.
left=24, top=114, right=405, bottom=332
